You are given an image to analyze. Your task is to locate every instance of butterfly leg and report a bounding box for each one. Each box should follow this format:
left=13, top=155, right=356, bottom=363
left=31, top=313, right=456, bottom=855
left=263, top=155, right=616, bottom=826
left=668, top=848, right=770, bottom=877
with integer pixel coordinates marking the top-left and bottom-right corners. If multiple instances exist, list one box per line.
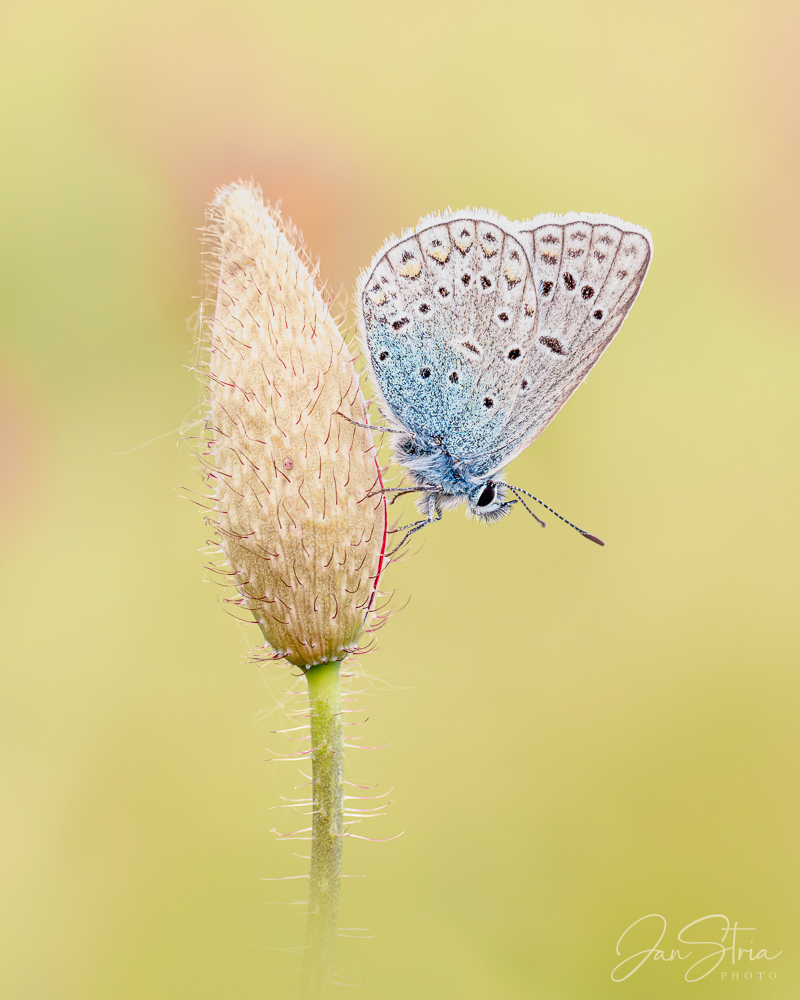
left=366, top=485, right=433, bottom=506
left=386, top=494, right=442, bottom=555
left=335, top=411, right=402, bottom=434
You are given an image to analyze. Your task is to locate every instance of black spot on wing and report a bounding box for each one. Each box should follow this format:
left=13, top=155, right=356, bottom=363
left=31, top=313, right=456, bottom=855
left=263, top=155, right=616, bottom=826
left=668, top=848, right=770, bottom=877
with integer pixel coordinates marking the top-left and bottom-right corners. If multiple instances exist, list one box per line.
left=539, top=335, right=566, bottom=355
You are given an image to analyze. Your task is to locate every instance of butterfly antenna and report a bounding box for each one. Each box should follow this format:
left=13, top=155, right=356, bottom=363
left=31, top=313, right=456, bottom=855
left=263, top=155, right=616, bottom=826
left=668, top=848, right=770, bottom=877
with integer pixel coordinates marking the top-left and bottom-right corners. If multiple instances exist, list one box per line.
left=505, top=484, right=605, bottom=546
left=504, top=491, right=546, bottom=528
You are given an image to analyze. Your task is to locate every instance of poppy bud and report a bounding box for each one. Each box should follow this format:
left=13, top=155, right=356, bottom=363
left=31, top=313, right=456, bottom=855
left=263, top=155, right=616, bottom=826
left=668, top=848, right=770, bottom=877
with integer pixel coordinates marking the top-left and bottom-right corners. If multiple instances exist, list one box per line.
left=202, top=182, right=386, bottom=667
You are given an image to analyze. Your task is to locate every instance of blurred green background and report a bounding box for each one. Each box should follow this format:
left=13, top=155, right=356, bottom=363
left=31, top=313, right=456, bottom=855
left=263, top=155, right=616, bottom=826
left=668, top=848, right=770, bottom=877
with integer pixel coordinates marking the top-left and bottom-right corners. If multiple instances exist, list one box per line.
left=1, top=0, right=798, bottom=997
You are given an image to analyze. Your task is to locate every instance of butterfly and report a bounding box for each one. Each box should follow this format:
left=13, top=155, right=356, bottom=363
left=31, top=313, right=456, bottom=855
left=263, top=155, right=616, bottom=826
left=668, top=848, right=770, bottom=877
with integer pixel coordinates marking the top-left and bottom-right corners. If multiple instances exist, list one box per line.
left=357, top=209, right=652, bottom=549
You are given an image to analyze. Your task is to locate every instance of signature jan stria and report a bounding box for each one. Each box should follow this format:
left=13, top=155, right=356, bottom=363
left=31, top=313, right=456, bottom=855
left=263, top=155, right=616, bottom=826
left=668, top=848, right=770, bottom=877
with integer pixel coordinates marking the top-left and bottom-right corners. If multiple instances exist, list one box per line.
left=611, top=914, right=782, bottom=983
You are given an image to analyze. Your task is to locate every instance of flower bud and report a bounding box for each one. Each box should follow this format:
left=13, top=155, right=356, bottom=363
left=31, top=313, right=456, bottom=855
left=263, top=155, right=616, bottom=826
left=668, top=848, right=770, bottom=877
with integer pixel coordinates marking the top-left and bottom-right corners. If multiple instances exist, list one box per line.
left=202, top=182, right=386, bottom=668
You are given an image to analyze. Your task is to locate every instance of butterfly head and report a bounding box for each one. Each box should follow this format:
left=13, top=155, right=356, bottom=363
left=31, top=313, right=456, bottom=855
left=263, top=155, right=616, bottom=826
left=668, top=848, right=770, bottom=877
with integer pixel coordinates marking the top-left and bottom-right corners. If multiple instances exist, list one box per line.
left=467, top=480, right=515, bottom=523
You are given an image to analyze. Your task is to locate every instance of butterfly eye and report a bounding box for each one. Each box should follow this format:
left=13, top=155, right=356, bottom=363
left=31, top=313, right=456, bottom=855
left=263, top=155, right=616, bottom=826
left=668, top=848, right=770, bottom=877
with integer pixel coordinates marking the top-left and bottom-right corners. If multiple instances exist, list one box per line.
left=476, top=484, right=496, bottom=508
left=379, top=351, right=389, bottom=361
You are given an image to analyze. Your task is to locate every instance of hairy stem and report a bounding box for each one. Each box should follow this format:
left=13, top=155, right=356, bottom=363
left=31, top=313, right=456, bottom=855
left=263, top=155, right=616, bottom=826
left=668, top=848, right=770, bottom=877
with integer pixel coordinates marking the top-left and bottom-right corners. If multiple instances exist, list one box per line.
left=301, top=659, right=343, bottom=998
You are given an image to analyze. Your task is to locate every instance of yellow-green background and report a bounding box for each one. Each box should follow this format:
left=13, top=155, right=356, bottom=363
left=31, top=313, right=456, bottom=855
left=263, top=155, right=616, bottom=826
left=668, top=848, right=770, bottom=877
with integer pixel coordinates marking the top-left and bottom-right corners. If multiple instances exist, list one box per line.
left=1, top=1, right=798, bottom=997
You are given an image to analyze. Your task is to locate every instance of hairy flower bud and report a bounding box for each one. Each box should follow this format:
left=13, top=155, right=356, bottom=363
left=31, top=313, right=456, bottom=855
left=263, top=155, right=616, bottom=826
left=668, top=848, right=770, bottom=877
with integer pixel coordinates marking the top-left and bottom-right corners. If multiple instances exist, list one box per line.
left=201, top=182, right=387, bottom=668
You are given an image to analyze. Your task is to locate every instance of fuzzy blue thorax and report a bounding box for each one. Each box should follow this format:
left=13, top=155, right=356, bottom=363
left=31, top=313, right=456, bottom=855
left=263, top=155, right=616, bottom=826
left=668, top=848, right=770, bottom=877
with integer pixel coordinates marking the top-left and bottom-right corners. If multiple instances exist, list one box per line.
left=393, top=431, right=491, bottom=496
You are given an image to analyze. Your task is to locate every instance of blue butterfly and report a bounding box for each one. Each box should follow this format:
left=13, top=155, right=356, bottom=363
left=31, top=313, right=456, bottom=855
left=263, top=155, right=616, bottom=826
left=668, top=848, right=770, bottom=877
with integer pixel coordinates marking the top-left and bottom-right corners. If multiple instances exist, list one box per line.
left=358, top=209, right=652, bottom=549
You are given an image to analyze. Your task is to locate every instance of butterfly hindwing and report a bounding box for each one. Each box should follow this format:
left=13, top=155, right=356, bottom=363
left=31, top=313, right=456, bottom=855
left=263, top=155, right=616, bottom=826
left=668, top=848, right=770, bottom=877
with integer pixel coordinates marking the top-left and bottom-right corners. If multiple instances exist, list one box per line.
left=468, top=213, right=652, bottom=479
left=359, top=212, right=538, bottom=458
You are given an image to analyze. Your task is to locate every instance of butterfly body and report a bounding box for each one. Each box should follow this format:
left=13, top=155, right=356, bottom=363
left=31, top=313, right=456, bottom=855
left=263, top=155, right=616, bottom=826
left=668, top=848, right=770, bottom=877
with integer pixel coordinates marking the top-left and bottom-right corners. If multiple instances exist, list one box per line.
left=377, top=437, right=510, bottom=535
left=358, top=208, right=652, bottom=540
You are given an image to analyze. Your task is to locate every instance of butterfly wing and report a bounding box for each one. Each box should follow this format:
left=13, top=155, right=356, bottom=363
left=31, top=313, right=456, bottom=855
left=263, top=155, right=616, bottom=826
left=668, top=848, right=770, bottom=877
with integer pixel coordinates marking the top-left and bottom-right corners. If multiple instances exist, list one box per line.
left=468, top=213, right=653, bottom=480
left=358, top=211, right=539, bottom=461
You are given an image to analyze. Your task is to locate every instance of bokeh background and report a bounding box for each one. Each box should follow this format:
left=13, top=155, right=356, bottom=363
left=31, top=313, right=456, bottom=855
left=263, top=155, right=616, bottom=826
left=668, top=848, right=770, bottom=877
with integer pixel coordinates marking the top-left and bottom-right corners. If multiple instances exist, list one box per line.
left=2, top=1, right=799, bottom=997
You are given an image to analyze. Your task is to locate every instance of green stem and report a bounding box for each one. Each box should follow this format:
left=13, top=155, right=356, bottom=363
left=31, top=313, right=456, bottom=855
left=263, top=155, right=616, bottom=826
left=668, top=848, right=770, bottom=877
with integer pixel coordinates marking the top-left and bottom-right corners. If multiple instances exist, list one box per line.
left=301, top=660, right=343, bottom=999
